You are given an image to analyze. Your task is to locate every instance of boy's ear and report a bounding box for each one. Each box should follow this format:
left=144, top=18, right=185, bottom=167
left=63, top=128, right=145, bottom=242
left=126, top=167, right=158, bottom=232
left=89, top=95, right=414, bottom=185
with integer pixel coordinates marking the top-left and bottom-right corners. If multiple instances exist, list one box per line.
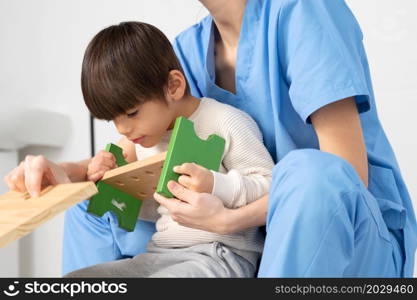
left=165, top=70, right=187, bottom=102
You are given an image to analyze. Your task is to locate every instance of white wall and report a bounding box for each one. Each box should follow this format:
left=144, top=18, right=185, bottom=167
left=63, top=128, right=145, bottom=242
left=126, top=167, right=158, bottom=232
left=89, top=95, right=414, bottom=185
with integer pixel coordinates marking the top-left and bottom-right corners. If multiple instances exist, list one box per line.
left=347, top=0, right=417, bottom=276
left=0, top=0, right=207, bottom=277
left=0, top=0, right=415, bottom=276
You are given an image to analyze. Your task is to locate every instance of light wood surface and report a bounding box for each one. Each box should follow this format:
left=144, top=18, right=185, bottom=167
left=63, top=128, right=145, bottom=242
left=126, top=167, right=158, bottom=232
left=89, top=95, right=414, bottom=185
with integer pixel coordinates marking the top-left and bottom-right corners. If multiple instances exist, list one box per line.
left=102, top=151, right=166, bottom=200
left=0, top=152, right=166, bottom=248
left=0, top=182, right=98, bottom=248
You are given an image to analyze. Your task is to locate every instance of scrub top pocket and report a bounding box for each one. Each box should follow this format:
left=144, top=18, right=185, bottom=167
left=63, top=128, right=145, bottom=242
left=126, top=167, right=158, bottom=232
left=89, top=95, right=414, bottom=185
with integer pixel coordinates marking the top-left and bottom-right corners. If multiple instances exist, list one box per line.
left=368, top=164, right=406, bottom=232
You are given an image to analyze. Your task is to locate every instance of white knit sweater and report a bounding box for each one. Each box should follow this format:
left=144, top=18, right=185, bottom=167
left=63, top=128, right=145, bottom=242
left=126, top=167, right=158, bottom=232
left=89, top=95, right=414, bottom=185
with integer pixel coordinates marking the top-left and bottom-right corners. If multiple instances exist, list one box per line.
left=136, top=97, right=274, bottom=265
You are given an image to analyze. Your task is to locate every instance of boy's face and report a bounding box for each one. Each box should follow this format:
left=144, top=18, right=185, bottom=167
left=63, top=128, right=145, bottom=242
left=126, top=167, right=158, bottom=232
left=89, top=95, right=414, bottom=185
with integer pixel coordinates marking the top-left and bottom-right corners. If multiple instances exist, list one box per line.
left=112, top=98, right=175, bottom=148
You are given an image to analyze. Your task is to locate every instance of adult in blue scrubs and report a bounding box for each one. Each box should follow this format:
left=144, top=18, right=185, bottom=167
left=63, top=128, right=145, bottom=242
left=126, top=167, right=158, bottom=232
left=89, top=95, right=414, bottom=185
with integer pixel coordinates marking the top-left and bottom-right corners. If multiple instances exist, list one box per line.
left=62, top=0, right=417, bottom=276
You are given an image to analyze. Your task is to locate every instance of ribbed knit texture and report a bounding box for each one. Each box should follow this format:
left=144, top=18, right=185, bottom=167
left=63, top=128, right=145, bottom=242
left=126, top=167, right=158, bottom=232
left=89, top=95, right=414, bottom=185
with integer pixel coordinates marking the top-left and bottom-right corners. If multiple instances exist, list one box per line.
left=136, top=97, right=274, bottom=265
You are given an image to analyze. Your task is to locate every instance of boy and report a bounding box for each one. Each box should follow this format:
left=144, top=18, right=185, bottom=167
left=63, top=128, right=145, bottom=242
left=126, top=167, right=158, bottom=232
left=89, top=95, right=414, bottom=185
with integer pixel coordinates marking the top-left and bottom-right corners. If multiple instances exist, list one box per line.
left=7, top=21, right=274, bottom=277
left=65, top=21, right=275, bottom=278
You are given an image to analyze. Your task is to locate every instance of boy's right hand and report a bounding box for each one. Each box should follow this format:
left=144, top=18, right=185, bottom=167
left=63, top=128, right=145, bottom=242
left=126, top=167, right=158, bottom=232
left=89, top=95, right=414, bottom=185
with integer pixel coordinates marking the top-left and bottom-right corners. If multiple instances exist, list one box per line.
left=87, top=150, right=125, bottom=182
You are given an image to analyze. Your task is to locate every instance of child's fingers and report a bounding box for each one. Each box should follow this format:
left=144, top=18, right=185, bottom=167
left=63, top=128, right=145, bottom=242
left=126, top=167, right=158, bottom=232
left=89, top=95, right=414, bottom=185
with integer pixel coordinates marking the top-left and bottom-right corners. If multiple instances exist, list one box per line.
left=88, top=170, right=105, bottom=182
left=90, top=159, right=116, bottom=172
left=177, top=175, right=193, bottom=189
left=102, top=159, right=117, bottom=170
left=99, top=150, right=116, bottom=161
left=96, top=151, right=116, bottom=165
left=173, top=163, right=199, bottom=176
left=93, top=171, right=106, bottom=181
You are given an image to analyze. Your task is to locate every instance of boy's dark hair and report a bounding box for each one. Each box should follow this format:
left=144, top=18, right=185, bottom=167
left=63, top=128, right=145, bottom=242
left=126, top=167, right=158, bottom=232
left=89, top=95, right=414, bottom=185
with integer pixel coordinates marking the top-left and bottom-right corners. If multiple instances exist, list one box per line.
left=81, top=21, right=190, bottom=120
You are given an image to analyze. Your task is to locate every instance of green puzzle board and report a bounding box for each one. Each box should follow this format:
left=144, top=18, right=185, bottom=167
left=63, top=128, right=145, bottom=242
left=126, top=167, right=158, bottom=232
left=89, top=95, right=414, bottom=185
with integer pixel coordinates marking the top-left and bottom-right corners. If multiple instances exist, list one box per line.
left=87, top=181, right=141, bottom=231
left=88, top=116, right=225, bottom=231
left=87, top=143, right=140, bottom=231
left=157, top=116, right=225, bottom=198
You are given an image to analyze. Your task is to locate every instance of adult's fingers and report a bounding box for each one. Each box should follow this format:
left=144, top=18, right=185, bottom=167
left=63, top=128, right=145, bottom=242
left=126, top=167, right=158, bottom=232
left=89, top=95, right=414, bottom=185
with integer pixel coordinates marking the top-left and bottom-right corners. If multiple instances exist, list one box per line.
left=11, top=171, right=26, bottom=192
left=4, top=173, right=17, bottom=191
left=24, top=155, right=46, bottom=197
left=44, top=166, right=59, bottom=186
left=153, top=191, right=191, bottom=215
left=5, top=163, right=26, bottom=192
left=166, top=180, right=201, bottom=205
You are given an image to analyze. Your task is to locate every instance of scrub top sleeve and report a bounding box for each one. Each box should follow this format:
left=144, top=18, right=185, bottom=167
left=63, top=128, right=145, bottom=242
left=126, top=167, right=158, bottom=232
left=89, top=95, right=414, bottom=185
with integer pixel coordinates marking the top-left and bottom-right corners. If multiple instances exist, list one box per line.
left=172, top=37, right=203, bottom=98
left=278, top=0, right=371, bottom=124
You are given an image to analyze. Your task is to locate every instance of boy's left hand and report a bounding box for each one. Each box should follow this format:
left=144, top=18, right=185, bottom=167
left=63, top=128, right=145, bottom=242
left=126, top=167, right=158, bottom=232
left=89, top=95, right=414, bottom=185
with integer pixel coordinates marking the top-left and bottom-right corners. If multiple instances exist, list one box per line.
left=173, top=163, right=213, bottom=193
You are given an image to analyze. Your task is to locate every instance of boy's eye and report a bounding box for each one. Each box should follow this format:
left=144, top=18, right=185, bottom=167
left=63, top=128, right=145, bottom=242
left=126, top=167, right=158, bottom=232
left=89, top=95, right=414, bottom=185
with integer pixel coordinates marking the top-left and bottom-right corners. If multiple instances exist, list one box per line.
left=126, top=110, right=138, bottom=118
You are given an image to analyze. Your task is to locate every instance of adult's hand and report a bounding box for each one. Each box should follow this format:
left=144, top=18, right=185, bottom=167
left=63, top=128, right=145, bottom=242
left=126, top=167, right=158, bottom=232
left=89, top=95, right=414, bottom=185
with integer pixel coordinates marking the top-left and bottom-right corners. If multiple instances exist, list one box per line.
left=3, top=155, right=71, bottom=197
left=153, top=180, right=232, bottom=235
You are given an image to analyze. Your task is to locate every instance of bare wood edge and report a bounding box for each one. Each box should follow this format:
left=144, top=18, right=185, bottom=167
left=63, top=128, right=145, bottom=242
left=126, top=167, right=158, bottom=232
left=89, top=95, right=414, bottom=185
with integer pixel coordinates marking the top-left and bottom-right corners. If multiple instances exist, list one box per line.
left=0, top=182, right=98, bottom=248
left=102, top=151, right=167, bottom=180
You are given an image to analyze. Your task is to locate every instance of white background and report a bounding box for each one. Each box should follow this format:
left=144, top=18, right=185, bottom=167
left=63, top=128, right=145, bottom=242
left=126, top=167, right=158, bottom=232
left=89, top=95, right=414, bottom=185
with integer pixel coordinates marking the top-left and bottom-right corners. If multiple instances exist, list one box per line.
left=0, top=0, right=416, bottom=277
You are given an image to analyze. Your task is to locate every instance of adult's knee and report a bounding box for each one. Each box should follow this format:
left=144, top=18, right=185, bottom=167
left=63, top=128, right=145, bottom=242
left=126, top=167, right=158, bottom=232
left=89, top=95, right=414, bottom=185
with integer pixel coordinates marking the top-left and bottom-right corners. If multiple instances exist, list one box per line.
left=272, top=149, right=360, bottom=191
left=268, top=149, right=363, bottom=217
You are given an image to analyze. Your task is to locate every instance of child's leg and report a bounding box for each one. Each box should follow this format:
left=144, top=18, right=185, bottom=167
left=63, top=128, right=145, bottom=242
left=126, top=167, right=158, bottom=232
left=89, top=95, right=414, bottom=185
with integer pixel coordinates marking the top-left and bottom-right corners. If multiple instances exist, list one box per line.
left=258, top=149, right=403, bottom=277
left=148, top=242, right=255, bottom=278
left=62, top=200, right=156, bottom=275
left=64, top=242, right=255, bottom=278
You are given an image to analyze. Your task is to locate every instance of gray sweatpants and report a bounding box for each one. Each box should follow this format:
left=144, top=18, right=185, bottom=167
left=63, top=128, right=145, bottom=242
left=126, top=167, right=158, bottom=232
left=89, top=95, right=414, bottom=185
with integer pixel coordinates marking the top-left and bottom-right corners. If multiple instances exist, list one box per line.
left=64, top=242, right=256, bottom=278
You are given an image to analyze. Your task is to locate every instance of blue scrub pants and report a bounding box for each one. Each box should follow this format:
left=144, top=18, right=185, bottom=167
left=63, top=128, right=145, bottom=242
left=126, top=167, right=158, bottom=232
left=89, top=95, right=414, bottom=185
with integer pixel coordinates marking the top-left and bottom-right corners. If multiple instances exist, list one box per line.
left=62, top=149, right=403, bottom=277
left=258, top=149, right=403, bottom=277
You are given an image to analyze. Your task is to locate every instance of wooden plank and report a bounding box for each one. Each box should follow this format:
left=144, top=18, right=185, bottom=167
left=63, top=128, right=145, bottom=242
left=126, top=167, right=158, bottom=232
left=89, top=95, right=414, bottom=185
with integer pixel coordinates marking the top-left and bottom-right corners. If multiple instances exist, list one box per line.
left=0, top=182, right=98, bottom=248
left=101, top=151, right=166, bottom=200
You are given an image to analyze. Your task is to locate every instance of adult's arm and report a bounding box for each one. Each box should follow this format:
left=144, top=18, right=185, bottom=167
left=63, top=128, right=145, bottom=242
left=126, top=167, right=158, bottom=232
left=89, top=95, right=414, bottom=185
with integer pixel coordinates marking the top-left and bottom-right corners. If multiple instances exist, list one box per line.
left=310, top=97, right=368, bottom=186
left=154, top=181, right=268, bottom=235
left=157, top=0, right=372, bottom=234
left=4, top=136, right=136, bottom=197
left=59, top=159, right=90, bottom=183
left=155, top=96, right=368, bottom=235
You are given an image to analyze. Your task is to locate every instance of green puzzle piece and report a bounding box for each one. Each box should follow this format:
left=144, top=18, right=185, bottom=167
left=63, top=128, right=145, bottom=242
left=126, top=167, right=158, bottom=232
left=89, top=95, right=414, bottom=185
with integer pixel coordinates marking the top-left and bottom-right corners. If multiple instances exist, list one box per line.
left=87, top=143, right=141, bottom=231
left=87, top=116, right=225, bottom=231
left=105, top=143, right=128, bottom=167
left=157, top=116, right=225, bottom=198
left=87, top=181, right=142, bottom=231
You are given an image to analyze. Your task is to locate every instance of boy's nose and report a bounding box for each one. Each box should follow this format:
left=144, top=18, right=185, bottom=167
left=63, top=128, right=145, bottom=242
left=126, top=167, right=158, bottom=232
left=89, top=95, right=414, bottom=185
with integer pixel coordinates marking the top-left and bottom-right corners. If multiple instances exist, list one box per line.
left=116, top=124, right=133, bottom=137
left=120, top=128, right=133, bottom=137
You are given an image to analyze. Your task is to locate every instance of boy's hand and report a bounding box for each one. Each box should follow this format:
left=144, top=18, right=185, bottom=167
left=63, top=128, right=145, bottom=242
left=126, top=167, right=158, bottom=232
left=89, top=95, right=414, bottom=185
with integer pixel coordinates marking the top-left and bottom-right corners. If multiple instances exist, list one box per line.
left=173, top=163, right=214, bottom=193
left=87, top=150, right=127, bottom=182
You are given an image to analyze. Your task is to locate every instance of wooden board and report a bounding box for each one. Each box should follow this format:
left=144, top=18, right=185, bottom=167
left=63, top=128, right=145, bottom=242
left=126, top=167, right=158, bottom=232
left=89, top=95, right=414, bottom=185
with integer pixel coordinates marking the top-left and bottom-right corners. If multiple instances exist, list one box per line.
left=0, top=182, right=98, bottom=248
left=101, top=151, right=166, bottom=200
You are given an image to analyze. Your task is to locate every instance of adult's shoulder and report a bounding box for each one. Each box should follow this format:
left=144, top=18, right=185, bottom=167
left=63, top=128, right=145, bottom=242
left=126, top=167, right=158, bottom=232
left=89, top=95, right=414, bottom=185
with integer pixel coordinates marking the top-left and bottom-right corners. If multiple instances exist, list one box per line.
left=173, top=15, right=211, bottom=54
left=267, top=0, right=355, bottom=16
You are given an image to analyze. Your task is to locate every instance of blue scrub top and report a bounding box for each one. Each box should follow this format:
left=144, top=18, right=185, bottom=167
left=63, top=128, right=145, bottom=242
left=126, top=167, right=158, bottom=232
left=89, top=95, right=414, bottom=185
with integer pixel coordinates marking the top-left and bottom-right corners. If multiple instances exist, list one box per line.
left=173, top=0, right=417, bottom=276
